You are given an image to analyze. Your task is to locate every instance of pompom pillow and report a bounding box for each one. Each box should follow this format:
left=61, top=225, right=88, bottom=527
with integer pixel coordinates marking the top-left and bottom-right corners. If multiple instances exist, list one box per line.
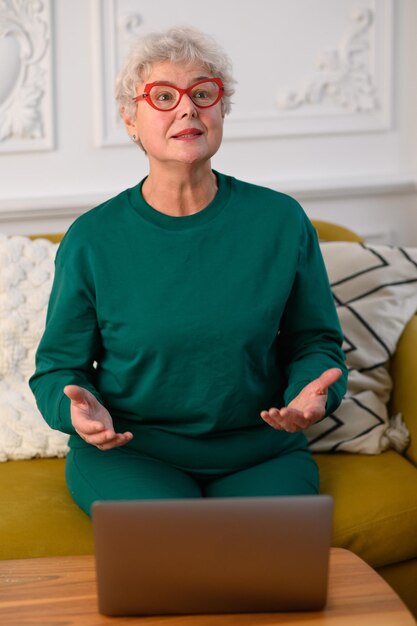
left=0, top=234, right=69, bottom=461
left=306, top=241, right=417, bottom=454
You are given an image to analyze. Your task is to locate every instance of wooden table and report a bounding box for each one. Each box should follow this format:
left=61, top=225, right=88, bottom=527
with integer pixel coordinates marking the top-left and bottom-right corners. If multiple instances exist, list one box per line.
left=0, top=548, right=415, bottom=625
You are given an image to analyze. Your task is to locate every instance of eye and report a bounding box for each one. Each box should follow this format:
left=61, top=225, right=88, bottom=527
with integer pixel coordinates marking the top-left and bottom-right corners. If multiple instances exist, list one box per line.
left=193, top=89, right=209, bottom=99
left=155, top=91, right=174, bottom=102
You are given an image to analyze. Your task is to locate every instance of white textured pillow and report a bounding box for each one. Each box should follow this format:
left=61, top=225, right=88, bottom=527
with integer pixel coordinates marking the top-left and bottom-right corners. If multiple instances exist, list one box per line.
left=0, top=234, right=69, bottom=461
left=306, top=241, right=417, bottom=454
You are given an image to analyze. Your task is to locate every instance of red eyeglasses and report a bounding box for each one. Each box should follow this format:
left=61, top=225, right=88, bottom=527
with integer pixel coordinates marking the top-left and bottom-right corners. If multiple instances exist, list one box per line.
left=133, top=78, right=224, bottom=111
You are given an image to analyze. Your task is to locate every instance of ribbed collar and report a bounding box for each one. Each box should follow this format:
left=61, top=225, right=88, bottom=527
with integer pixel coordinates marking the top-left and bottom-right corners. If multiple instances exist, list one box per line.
left=127, top=170, right=231, bottom=231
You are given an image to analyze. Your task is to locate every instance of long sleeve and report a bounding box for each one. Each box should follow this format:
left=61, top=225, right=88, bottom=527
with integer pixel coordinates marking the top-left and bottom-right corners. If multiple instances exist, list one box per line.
left=277, top=214, right=347, bottom=414
left=29, top=229, right=104, bottom=435
left=29, top=172, right=347, bottom=470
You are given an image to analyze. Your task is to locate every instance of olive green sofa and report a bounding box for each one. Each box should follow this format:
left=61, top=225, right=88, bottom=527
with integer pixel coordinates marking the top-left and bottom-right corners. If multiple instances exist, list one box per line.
left=1, top=223, right=417, bottom=619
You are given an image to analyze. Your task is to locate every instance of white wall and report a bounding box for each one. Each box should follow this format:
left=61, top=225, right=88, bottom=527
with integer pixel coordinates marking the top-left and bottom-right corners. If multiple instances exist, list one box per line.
left=0, top=0, right=416, bottom=244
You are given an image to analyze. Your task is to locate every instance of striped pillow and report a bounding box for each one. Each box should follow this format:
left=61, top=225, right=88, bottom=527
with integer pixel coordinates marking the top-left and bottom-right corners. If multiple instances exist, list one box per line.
left=306, top=241, right=417, bottom=454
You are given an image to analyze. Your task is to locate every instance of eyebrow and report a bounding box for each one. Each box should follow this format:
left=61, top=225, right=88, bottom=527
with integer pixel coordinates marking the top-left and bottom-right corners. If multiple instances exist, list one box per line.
left=150, top=76, right=209, bottom=85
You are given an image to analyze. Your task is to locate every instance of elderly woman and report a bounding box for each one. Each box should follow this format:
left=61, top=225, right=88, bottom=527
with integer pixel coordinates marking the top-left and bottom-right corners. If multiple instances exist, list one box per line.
left=30, top=26, right=347, bottom=516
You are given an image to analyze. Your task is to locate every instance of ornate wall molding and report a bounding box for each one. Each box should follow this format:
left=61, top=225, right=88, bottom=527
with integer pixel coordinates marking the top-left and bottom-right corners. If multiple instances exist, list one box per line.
left=119, top=12, right=142, bottom=40
left=276, top=7, right=379, bottom=112
left=93, top=0, right=393, bottom=144
left=0, top=0, right=54, bottom=152
left=93, top=0, right=143, bottom=147
left=225, top=0, right=393, bottom=138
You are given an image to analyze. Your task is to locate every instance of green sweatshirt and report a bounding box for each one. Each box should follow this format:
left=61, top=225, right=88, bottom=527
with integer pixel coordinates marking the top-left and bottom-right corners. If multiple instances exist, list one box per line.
left=29, top=170, right=347, bottom=473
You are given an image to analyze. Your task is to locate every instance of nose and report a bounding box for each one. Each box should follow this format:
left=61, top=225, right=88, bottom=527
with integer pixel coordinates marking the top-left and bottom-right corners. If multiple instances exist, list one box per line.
left=175, top=93, right=198, bottom=118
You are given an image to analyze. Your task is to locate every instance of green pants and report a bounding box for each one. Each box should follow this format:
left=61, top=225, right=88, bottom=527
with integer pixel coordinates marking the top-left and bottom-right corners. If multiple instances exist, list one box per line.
left=65, top=434, right=319, bottom=516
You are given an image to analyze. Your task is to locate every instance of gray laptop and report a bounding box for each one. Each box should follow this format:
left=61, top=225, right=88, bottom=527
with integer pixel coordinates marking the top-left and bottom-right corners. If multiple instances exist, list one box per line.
left=92, top=495, right=333, bottom=617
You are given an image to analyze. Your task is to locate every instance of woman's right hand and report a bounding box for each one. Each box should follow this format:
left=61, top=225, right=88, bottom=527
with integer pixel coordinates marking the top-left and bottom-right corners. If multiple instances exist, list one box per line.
left=63, top=385, right=133, bottom=451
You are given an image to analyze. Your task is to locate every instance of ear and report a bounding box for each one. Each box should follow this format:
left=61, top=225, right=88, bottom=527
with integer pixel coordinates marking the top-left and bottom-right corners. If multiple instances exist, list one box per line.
left=120, top=106, right=137, bottom=137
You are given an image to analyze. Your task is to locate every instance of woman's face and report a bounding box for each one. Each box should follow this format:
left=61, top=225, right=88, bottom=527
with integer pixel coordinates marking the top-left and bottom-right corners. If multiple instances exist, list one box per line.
left=124, top=61, right=225, bottom=168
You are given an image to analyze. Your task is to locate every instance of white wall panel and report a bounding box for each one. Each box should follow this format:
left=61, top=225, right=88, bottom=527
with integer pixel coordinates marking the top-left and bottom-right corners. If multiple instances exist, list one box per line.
left=95, top=0, right=393, bottom=144
left=0, top=0, right=54, bottom=152
left=0, top=0, right=416, bottom=245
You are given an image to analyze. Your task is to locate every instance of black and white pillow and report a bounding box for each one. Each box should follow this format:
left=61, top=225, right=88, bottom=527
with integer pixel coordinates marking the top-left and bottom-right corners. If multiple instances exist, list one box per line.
left=306, top=241, right=417, bottom=454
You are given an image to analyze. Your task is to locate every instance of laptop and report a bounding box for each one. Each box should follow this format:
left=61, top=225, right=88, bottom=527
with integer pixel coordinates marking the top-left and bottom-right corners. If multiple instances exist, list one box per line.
left=92, top=495, right=333, bottom=616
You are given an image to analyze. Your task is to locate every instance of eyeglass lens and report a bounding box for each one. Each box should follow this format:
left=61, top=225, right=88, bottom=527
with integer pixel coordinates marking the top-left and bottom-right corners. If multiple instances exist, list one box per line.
left=149, top=81, right=220, bottom=110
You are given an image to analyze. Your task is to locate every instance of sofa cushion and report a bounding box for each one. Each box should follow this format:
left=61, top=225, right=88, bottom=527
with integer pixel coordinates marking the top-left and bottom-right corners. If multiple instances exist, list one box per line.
left=307, top=242, right=417, bottom=454
left=2, top=453, right=416, bottom=567
left=0, top=458, right=92, bottom=559
left=316, top=451, right=417, bottom=568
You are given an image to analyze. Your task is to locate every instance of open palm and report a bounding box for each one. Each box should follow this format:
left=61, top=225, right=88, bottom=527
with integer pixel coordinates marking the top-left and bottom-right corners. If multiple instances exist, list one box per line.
left=64, top=385, right=133, bottom=450
left=260, top=368, right=342, bottom=433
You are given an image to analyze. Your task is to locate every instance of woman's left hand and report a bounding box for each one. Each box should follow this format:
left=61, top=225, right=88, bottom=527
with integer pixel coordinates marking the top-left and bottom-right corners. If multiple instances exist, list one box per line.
left=260, top=368, right=342, bottom=433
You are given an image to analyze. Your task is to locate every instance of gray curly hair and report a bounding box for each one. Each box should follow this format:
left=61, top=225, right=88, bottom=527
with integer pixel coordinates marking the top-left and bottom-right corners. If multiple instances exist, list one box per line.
left=115, top=25, right=236, bottom=125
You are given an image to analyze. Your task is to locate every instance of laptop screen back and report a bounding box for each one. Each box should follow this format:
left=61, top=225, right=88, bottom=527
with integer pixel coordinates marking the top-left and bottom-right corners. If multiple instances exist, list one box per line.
left=92, top=495, right=333, bottom=616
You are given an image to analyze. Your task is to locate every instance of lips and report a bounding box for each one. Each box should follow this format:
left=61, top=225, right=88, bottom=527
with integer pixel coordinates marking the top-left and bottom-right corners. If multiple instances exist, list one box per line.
left=172, top=128, right=203, bottom=139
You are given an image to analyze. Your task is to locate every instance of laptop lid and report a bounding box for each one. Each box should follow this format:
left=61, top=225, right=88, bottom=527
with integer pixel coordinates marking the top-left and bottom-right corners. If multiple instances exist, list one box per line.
left=92, top=495, right=333, bottom=616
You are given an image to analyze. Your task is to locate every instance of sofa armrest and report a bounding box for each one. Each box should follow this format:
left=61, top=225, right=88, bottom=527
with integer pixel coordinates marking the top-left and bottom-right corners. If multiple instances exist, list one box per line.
left=390, top=314, right=417, bottom=466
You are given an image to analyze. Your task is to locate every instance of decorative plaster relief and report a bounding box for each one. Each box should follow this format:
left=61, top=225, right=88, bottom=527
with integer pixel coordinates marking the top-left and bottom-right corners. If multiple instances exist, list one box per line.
left=276, top=7, right=378, bottom=112
left=0, top=0, right=54, bottom=152
left=119, top=12, right=142, bottom=40
left=95, top=0, right=393, bottom=143
left=93, top=0, right=145, bottom=147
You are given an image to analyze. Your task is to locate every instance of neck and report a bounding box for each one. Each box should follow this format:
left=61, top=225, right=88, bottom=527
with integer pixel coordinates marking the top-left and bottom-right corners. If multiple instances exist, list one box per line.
left=141, top=162, right=218, bottom=217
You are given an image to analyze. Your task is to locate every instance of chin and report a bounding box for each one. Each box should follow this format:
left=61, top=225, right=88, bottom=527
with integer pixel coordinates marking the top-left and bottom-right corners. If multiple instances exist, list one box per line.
left=174, top=150, right=210, bottom=165
left=179, top=155, right=207, bottom=165
left=176, top=145, right=220, bottom=164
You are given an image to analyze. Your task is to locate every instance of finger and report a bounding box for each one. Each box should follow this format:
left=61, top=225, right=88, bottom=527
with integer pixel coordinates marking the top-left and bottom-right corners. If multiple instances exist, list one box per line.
left=315, top=368, right=342, bottom=394
left=260, top=409, right=286, bottom=430
left=64, top=385, right=94, bottom=405
left=262, top=412, right=299, bottom=432
left=270, top=406, right=307, bottom=428
left=274, top=408, right=306, bottom=432
left=261, top=407, right=317, bottom=432
left=279, top=407, right=306, bottom=423
left=261, top=408, right=282, bottom=422
left=74, top=416, right=107, bottom=436
left=84, top=428, right=118, bottom=445
left=280, top=404, right=324, bottom=423
left=96, top=432, right=133, bottom=451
